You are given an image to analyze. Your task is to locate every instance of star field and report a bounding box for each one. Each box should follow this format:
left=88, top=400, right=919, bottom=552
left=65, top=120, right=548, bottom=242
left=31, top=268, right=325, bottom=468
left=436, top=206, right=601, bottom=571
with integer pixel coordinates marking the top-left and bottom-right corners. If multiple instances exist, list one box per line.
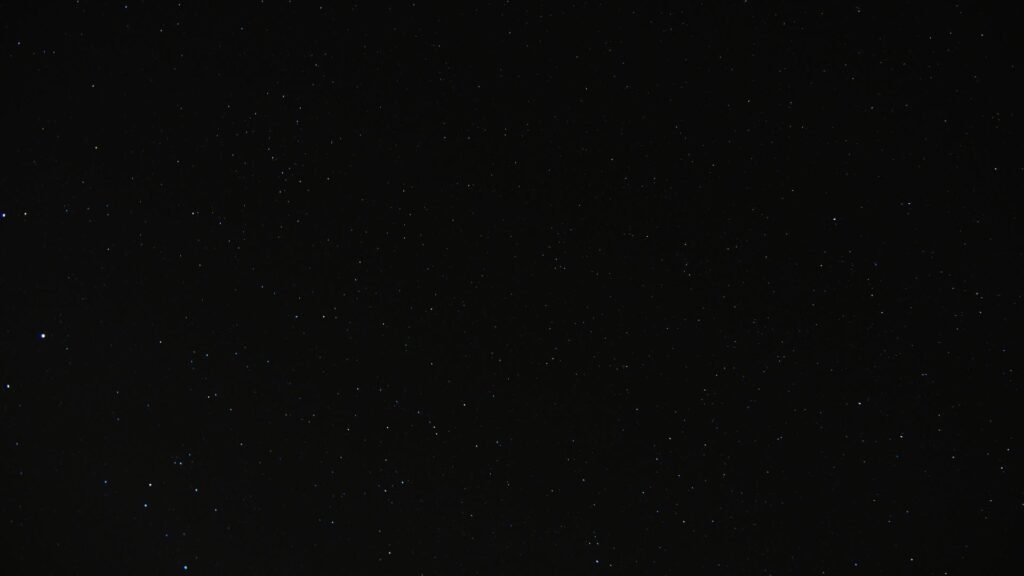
left=1, top=2, right=1019, bottom=574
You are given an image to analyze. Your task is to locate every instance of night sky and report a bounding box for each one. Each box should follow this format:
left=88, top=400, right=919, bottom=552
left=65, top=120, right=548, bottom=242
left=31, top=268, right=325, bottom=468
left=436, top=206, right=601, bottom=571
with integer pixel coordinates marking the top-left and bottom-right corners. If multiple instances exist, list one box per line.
left=2, top=2, right=1019, bottom=573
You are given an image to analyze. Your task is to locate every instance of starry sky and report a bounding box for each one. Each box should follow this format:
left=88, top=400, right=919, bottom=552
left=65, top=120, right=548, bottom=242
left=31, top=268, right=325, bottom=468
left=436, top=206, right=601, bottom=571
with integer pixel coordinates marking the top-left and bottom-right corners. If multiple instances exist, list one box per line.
left=1, top=2, right=1019, bottom=574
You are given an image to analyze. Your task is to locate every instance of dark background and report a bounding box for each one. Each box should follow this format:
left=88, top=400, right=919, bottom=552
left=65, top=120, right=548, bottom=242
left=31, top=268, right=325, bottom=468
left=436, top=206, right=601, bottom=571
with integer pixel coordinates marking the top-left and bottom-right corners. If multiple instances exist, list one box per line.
left=1, top=2, right=1019, bottom=573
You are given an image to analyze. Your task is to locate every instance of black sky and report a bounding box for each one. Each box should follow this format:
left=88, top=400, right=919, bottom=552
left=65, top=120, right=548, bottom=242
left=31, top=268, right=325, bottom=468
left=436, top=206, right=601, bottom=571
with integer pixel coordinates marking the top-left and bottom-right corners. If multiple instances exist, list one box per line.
left=1, top=2, right=1019, bottom=574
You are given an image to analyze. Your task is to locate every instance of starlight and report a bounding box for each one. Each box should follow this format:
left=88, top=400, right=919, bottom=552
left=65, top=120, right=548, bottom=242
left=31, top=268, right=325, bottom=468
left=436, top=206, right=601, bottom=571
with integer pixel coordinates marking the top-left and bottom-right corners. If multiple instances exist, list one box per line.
left=4, top=2, right=1012, bottom=573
